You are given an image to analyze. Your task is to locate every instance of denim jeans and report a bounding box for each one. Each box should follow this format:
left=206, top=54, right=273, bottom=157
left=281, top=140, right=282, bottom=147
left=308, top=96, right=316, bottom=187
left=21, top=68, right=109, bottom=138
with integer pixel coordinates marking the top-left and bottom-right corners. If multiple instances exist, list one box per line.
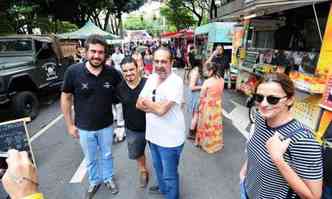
left=240, top=180, right=248, bottom=199
left=149, top=142, right=184, bottom=199
left=79, top=125, right=114, bottom=186
left=322, top=184, right=332, bottom=199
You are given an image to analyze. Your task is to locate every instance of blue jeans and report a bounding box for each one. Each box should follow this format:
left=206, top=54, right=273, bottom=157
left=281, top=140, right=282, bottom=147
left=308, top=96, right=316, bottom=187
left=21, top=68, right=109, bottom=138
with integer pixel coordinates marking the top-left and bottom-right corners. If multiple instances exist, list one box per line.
left=79, top=125, right=114, bottom=186
left=322, top=184, right=332, bottom=199
left=240, top=180, right=248, bottom=199
left=149, top=142, right=184, bottom=199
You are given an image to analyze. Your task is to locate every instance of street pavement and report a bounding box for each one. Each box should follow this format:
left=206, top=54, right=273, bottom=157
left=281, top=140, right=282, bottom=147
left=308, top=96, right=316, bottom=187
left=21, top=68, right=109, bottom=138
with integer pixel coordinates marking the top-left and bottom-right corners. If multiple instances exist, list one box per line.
left=0, top=68, right=251, bottom=199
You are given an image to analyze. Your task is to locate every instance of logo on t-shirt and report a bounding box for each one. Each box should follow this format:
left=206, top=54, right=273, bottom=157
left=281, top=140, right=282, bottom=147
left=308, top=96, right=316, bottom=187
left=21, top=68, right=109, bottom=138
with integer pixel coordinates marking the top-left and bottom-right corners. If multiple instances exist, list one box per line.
left=81, top=83, right=88, bottom=90
left=103, top=82, right=111, bottom=89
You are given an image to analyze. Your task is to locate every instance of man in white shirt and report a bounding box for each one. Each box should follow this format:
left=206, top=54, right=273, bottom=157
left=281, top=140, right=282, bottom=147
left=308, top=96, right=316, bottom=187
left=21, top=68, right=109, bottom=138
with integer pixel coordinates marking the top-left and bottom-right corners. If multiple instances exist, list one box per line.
left=111, top=46, right=124, bottom=72
left=111, top=46, right=125, bottom=141
left=136, top=47, right=185, bottom=199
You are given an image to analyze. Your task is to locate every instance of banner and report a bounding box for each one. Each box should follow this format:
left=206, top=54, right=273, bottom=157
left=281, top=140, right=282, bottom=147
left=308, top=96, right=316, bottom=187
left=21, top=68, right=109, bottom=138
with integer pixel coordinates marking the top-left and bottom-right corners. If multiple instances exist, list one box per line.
left=316, top=2, right=332, bottom=75
left=320, top=75, right=332, bottom=111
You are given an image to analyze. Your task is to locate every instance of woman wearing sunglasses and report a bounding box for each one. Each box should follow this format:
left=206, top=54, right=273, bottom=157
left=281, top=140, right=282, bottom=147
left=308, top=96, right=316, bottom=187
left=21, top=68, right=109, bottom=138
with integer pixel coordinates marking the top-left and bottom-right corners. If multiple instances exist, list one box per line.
left=239, top=73, right=323, bottom=199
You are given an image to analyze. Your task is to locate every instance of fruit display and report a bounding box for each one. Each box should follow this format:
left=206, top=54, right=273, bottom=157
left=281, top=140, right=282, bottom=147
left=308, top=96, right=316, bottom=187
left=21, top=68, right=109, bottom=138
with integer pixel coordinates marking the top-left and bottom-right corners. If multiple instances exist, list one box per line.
left=289, top=71, right=328, bottom=94
left=239, top=76, right=258, bottom=95
left=254, top=64, right=275, bottom=73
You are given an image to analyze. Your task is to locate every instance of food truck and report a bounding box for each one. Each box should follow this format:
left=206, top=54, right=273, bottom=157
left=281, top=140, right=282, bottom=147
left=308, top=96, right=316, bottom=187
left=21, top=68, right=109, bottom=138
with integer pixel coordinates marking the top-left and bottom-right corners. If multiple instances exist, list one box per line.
left=232, top=1, right=332, bottom=131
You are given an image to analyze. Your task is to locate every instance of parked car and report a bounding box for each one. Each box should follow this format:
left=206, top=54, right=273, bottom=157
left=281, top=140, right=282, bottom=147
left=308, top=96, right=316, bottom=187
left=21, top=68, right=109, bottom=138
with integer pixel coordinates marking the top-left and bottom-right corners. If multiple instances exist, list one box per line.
left=0, top=35, right=75, bottom=119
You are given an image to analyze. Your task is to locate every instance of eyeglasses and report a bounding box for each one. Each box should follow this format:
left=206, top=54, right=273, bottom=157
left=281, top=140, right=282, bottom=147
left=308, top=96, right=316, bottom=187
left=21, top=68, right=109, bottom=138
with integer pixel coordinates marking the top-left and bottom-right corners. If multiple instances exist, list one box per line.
left=152, top=89, right=156, bottom=102
left=253, top=94, right=287, bottom=105
left=153, top=59, right=169, bottom=65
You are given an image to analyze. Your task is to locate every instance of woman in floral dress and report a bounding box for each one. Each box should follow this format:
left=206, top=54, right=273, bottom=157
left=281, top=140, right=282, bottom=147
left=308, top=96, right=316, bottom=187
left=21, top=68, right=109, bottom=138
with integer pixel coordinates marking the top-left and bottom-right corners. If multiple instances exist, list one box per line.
left=195, top=62, right=224, bottom=153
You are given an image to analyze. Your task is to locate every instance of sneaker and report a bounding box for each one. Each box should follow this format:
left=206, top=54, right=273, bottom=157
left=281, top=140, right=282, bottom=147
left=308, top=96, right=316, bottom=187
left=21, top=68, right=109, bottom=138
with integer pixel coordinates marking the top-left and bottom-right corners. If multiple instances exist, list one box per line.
left=148, top=185, right=163, bottom=195
left=139, top=171, right=149, bottom=188
left=105, top=180, right=119, bottom=195
left=85, top=184, right=101, bottom=199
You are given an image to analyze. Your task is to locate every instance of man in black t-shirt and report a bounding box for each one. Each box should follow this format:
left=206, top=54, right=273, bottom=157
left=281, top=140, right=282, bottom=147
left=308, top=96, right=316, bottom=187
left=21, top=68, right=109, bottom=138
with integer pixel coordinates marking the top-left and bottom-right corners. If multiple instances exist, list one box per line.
left=61, top=35, right=122, bottom=198
left=116, top=56, right=149, bottom=188
left=205, top=45, right=229, bottom=78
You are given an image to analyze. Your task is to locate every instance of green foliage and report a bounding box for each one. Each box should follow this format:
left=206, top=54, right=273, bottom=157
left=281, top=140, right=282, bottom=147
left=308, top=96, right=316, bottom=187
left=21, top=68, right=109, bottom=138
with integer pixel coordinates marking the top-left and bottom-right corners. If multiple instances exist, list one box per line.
left=124, top=16, right=148, bottom=30
left=35, top=18, right=78, bottom=34
left=123, top=15, right=162, bottom=37
left=2, top=0, right=144, bottom=35
left=160, top=0, right=196, bottom=31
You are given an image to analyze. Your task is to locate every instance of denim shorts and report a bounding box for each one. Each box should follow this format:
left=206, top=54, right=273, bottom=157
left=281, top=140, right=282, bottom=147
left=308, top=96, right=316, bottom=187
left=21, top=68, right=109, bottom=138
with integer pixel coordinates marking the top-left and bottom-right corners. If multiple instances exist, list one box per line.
left=126, top=128, right=146, bottom=159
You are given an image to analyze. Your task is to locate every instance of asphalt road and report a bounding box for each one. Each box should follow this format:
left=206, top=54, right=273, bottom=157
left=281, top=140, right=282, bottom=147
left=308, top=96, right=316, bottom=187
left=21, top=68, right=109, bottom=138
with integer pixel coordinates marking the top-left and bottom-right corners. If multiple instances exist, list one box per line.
left=0, top=69, right=250, bottom=199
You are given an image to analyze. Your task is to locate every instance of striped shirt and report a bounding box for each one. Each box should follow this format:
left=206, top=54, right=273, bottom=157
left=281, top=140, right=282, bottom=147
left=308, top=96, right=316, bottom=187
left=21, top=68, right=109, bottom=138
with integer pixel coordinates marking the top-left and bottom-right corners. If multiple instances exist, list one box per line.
left=245, top=113, right=323, bottom=199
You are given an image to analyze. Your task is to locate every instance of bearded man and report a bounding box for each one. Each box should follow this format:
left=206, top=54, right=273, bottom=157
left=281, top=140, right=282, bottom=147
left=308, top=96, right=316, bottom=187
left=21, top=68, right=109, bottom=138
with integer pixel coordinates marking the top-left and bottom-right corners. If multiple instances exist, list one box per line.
left=61, top=35, right=122, bottom=199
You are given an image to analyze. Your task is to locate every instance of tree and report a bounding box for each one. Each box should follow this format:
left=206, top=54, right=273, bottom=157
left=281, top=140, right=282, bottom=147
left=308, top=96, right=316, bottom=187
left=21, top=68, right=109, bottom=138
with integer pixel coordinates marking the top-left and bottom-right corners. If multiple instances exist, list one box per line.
left=181, top=0, right=209, bottom=26
left=160, top=0, right=196, bottom=31
left=52, top=0, right=144, bottom=36
left=107, top=0, right=144, bottom=37
left=123, top=14, right=165, bottom=37
left=1, top=0, right=143, bottom=35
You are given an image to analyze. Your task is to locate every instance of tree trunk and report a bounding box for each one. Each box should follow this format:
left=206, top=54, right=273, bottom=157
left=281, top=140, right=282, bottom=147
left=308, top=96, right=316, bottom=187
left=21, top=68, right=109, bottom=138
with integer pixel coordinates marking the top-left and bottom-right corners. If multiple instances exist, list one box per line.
left=103, top=10, right=111, bottom=31
left=117, top=12, right=123, bottom=38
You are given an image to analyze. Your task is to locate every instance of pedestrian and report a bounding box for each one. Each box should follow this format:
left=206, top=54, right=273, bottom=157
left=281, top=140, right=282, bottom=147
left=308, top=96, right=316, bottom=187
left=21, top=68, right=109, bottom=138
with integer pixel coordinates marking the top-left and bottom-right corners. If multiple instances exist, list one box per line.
left=115, top=56, right=149, bottom=188
left=205, top=44, right=229, bottom=79
left=195, top=62, right=224, bottom=153
left=2, top=149, right=43, bottom=199
left=143, top=48, right=153, bottom=75
left=61, top=34, right=122, bottom=199
left=132, top=48, right=144, bottom=75
left=187, top=61, right=204, bottom=140
left=239, top=73, right=323, bottom=199
left=136, top=47, right=185, bottom=199
left=111, top=46, right=126, bottom=142
left=111, top=46, right=124, bottom=72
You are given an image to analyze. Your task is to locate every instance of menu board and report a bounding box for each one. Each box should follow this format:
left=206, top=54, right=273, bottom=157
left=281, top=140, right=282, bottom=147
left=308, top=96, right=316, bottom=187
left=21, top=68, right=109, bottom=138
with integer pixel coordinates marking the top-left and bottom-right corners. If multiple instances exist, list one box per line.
left=242, top=49, right=258, bottom=70
left=292, top=92, right=322, bottom=131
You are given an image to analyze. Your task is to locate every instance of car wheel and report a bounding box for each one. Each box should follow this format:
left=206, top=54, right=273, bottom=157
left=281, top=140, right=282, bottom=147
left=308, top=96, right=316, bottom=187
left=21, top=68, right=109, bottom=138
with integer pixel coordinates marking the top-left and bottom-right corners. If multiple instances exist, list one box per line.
left=12, top=91, right=39, bottom=120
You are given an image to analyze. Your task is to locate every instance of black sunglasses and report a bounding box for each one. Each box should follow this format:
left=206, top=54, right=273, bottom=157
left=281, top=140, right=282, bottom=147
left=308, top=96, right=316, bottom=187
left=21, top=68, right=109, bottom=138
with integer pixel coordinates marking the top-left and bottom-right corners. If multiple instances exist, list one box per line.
left=253, top=94, right=287, bottom=105
left=152, top=89, right=156, bottom=102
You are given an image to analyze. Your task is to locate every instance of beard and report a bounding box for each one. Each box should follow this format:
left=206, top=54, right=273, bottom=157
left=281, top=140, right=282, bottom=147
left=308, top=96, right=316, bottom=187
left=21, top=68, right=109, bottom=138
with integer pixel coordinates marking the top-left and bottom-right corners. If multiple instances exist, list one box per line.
left=88, top=59, right=104, bottom=68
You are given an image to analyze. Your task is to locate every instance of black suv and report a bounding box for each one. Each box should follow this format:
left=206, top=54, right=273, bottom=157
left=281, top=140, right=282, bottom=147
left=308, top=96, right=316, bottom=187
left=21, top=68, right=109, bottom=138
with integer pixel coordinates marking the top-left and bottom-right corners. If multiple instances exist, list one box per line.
left=0, top=35, right=75, bottom=119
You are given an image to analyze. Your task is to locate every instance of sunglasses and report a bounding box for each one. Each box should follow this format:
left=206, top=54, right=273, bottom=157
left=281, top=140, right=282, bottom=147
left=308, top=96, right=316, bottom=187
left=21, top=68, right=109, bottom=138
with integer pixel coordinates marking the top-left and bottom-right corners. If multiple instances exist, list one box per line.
left=253, top=94, right=287, bottom=105
left=152, top=89, right=156, bottom=102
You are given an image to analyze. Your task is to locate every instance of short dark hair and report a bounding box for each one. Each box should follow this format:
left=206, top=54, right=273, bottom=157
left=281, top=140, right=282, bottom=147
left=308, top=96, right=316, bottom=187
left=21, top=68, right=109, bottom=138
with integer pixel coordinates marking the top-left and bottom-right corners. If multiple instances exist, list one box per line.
left=256, top=73, right=295, bottom=98
left=154, top=46, right=173, bottom=60
left=121, top=56, right=138, bottom=68
left=84, top=34, right=108, bottom=55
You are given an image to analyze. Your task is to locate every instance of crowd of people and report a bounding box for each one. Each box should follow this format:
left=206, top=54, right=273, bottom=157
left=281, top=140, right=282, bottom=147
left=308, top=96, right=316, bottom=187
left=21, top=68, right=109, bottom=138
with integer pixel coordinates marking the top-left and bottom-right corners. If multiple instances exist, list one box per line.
left=1, top=33, right=331, bottom=199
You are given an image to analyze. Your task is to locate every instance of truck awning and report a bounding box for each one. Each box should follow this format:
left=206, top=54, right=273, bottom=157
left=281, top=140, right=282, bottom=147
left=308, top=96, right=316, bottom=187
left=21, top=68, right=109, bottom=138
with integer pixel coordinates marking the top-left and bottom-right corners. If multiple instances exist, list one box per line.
left=216, top=0, right=330, bottom=20
left=195, top=22, right=236, bottom=43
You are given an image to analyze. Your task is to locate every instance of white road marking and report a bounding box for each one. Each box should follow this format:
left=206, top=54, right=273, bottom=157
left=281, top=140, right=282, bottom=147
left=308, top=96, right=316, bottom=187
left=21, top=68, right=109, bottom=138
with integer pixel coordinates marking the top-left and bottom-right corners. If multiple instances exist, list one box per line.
left=70, top=158, right=87, bottom=183
left=223, top=109, right=249, bottom=140
left=31, top=114, right=64, bottom=142
left=223, top=100, right=250, bottom=140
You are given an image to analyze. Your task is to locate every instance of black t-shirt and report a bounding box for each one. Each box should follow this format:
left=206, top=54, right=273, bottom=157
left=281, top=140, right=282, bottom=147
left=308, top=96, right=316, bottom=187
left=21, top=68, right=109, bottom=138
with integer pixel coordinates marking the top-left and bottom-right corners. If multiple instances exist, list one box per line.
left=323, top=122, right=332, bottom=186
left=116, top=78, right=146, bottom=132
left=212, top=53, right=229, bottom=70
left=189, top=51, right=196, bottom=66
left=62, top=63, right=122, bottom=131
